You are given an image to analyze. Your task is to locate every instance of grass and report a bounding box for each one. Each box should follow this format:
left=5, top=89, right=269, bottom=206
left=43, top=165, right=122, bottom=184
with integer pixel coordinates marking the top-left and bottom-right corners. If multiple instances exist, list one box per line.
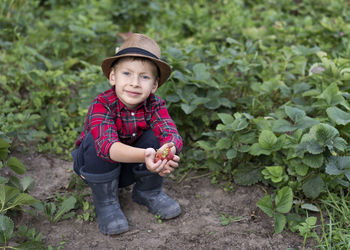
left=318, top=189, right=350, bottom=249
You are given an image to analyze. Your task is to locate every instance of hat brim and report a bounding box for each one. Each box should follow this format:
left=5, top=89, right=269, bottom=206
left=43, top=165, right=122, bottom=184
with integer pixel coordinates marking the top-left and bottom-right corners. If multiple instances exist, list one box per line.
left=101, top=54, right=171, bottom=86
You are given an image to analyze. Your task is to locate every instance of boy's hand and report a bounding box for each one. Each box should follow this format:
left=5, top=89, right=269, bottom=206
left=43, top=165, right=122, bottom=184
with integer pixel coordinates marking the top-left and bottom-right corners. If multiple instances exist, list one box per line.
left=159, top=153, right=180, bottom=176
left=144, top=148, right=167, bottom=173
left=144, top=143, right=180, bottom=176
left=156, top=143, right=180, bottom=176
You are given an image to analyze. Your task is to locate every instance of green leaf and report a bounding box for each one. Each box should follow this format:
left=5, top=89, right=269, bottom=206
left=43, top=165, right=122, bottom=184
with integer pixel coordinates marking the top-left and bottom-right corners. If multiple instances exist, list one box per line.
left=0, top=215, right=14, bottom=244
left=53, top=196, right=76, bottom=222
left=0, top=139, right=10, bottom=161
left=192, top=63, right=210, bottom=82
left=0, top=139, right=10, bottom=149
left=302, top=175, right=325, bottom=199
left=297, top=216, right=317, bottom=236
left=233, top=166, right=263, bottom=186
left=259, top=130, right=277, bottom=150
left=249, top=143, right=272, bottom=156
left=333, top=137, right=347, bottom=152
left=326, top=156, right=350, bottom=181
left=325, top=161, right=343, bottom=175
left=287, top=213, right=305, bottom=233
left=7, top=157, right=26, bottom=175
left=274, top=213, right=287, bottom=234
left=318, top=82, right=344, bottom=106
left=0, top=185, right=19, bottom=209
left=231, top=117, right=249, bottom=131
left=291, top=56, right=307, bottom=76
left=295, top=164, right=309, bottom=176
left=292, top=45, right=320, bottom=56
left=242, top=26, right=267, bottom=40
left=20, top=176, right=35, bottom=192
left=305, top=216, right=317, bottom=226
left=302, top=154, right=324, bottom=169
left=306, top=141, right=324, bottom=154
left=327, top=107, right=350, bottom=125
left=265, top=166, right=283, bottom=178
left=204, top=98, right=221, bottom=109
left=216, top=137, right=232, bottom=149
left=296, top=117, right=319, bottom=130
left=45, top=202, right=57, bottom=218
left=275, top=186, right=293, bottom=214
left=315, top=123, right=339, bottom=145
left=272, top=119, right=295, bottom=133
left=0, top=177, right=6, bottom=185
left=257, top=194, right=274, bottom=217
left=10, top=193, right=38, bottom=208
left=218, top=113, right=234, bottom=125
left=331, top=156, right=350, bottom=170
left=226, top=149, right=237, bottom=159
left=301, top=203, right=320, bottom=212
left=180, top=103, right=197, bottom=114
left=285, top=106, right=305, bottom=123
left=196, top=140, right=213, bottom=151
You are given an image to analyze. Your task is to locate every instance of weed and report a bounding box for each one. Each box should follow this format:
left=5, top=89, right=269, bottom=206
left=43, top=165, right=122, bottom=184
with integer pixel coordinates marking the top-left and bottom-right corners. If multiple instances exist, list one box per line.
left=154, top=214, right=163, bottom=224
left=77, top=200, right=95, bottom=222
left=219, top=214, right=244, bottom=226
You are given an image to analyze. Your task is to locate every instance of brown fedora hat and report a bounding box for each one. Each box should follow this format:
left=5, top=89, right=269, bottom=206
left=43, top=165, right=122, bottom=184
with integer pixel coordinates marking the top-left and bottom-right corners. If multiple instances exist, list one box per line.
left=101, top=33, right=171, bottom=86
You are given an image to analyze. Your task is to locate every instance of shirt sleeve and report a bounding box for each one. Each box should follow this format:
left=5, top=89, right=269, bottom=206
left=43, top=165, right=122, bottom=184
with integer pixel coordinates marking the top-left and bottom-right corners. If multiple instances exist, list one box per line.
left=87, top=100, right=120, bottom=161
left=150, top=97, right=183, bottom=154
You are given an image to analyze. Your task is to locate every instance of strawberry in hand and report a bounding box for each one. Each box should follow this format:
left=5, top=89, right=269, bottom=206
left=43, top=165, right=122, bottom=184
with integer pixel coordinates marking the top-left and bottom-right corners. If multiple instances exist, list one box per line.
left=154, top=145, right=174, bottom=163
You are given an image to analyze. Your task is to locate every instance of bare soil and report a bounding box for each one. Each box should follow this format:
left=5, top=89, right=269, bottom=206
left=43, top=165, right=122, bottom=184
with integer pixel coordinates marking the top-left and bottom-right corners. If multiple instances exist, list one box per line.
left=13, top=152, right=316, bottom=249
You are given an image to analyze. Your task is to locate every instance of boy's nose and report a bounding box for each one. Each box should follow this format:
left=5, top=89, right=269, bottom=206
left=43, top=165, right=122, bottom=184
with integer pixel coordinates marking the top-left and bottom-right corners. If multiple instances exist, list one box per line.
left=130, top=75, right=140, bottom=86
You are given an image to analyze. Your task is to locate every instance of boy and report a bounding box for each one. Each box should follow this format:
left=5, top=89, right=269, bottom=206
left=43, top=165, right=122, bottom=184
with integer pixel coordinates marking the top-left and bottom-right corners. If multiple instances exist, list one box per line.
left=71, top=33, right=183, bottom=235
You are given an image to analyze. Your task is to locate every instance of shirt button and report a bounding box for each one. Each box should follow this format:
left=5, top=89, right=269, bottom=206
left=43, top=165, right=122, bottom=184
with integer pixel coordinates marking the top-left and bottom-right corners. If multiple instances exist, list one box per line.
left=131, top=112, right=135, bottom=116
left=132, top=133, right=136, bottom=137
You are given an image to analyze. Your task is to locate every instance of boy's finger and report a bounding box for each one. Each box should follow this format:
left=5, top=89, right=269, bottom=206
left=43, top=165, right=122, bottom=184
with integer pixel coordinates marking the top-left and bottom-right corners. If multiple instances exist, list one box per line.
left=172, top=155, right=180, bottom=162
left=167, top=161, right=178, bottom=168
left=163, top=165, right=174, bottom=172
left=155, top=159, right=167, bottom=172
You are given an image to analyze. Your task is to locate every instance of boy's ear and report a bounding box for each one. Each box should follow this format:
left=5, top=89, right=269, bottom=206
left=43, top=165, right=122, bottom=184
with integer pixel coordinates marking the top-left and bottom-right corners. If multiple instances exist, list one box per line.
left=109, top=69, right=115, bottom=86
left=151, top=79, right=159, bottom=94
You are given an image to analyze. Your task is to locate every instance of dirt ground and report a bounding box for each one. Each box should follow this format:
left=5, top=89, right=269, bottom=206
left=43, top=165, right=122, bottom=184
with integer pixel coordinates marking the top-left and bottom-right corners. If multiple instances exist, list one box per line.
left=12, top=152, right=316, bottom=250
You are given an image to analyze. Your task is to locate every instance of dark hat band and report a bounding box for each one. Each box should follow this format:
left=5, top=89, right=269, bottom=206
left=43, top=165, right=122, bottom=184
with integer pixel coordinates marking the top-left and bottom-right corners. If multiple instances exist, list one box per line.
left=114, top=47, right=159, bottom=59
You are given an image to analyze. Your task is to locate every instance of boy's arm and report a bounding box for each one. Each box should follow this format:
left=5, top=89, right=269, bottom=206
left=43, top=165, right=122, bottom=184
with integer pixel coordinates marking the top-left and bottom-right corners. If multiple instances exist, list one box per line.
left=150, top=97, right=183, bottom=154
left=109, top=142, right=145, bottom=163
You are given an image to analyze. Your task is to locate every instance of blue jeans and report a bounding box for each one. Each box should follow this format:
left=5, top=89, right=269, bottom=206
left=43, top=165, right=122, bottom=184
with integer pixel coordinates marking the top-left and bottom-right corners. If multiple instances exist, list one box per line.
left=71, top=129, right=160, bottom=187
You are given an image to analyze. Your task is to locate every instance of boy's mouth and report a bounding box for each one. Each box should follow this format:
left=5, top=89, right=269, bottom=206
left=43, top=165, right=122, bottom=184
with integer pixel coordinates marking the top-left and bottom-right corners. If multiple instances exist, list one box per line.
left=125, top=90, right=141, bottom=96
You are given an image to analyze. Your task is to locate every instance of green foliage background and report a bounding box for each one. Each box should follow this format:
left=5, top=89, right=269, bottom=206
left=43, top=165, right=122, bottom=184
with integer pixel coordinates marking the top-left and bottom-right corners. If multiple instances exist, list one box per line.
left=1, top=0, right=350, bottom=237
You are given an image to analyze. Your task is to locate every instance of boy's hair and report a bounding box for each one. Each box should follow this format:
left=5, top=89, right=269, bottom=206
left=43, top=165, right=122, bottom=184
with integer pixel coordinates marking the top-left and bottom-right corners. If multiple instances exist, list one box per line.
left=111, top=56, right=160, bottom=79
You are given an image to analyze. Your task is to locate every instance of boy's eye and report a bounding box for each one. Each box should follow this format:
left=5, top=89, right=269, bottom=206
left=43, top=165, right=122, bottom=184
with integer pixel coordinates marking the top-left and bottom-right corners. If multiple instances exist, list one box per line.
left=123, top=71, right=130, bottom=76
left=141, top=75, right=150, bottom=80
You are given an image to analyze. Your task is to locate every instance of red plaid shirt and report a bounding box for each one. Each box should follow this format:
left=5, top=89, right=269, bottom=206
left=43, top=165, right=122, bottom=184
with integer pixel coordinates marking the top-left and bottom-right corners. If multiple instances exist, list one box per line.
left=75, top=86, right=183, bottom=162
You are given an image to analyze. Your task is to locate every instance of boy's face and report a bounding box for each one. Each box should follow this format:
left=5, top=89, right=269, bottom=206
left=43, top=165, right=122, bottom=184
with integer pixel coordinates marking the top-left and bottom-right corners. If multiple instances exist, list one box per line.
left=109, top=57, right=159, bottom=110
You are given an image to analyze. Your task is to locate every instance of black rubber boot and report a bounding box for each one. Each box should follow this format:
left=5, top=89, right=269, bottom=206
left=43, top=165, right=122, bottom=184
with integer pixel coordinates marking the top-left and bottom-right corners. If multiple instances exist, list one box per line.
left=132, top=165, right=181, bottom=219
left=80, top=167, right=129, bottom=235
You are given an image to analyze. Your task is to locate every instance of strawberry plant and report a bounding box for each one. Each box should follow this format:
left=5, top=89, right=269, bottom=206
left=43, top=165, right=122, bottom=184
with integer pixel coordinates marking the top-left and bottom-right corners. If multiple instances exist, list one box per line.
left=257, top=186, right=294, bottom=234
left=0, top=138, right=43, bottom=248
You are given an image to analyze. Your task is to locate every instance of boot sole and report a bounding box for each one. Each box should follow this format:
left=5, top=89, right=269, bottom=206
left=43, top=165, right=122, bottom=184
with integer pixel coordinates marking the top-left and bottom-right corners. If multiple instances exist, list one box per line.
left=100, top=224, right=129, bottom=235
left=132, top=195, right=181, bottom=219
